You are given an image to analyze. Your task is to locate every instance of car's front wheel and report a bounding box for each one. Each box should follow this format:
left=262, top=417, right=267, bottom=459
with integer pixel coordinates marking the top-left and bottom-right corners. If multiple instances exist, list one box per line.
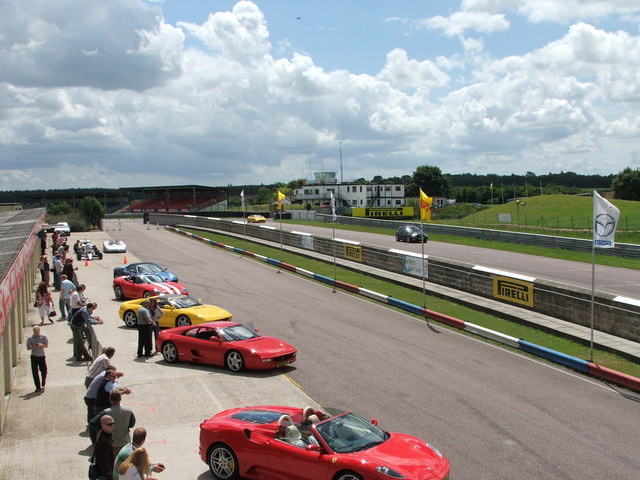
left=114, top=286, right=124, bottom=301
left=335, top=472, right=363, bottom=480
left=175, top=315, right=191, bottom=327
left=123, top=310, right=137, bottom=328
left=208, top=443, right=239, bottom=480
left=225, top=351, right=244, bottom=372
left=161, top=342, right=178, bottom=363
left=142, top=290, right=152, bottom=298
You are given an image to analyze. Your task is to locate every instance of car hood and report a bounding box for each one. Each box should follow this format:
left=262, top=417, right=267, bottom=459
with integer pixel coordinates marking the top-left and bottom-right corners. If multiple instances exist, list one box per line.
left=238, top=336, right=295, bottom=354
left=189, top=304, right=232, bottom=320
left=147, top=282, right=185, bottom=295
left=351, top=433, right=449, bottom=479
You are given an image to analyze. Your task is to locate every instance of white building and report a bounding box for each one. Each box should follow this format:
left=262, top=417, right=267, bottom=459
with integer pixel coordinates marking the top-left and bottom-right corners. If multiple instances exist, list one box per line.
left=293, top=172, right=406, bottom=208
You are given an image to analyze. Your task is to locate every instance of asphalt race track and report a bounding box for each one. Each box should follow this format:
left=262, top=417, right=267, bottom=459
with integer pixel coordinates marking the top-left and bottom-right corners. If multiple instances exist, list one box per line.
left=105, top=219, right=640, bottom=480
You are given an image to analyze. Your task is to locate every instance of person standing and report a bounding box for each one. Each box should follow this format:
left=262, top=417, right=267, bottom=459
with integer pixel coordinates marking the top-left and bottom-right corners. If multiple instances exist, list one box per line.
left=38, top=255, right=50, bottom=285
left=70, top=303, right=102, bottom=361
left=94, top=369, right=131, bottom=417
left=113, top=428, right=165, bottom=480
left=62, top=257, right=79, bottom=286
left=136, top=301, right=153, bottom=358
left=85, top=366, right=123, bottom=427
left=34, top=282, right=55, bottom=325
left=58, top=274, right=75, bottom=321
left=147, top=298, right=164, bottom=354
left=70, top=283, right=88, bottom=320
left=93, top=415, right=116, bottom=480
left=52, top=253, right=63, bottom=290
left=85, top=347, right=116, bottom=388
left=117, top=448, right=158, bottom=480
left=26, top=325, right=48, bottom=393
left=101, top=390, right=136, bottom=456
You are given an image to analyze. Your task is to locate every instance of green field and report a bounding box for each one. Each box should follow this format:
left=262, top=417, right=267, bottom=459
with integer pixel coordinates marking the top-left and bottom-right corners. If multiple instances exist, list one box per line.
left=180, top=227, right=640, bottom=379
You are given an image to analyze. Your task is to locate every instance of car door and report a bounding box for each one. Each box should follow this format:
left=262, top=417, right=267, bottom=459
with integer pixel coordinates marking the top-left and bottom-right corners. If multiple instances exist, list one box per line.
left=156, top=298, right=175, bottom=327
left=266, top=434, right=332, bottom=479
left=177, top=327, right=221, bottom=365
left=121, top=277, right=137, bottom=298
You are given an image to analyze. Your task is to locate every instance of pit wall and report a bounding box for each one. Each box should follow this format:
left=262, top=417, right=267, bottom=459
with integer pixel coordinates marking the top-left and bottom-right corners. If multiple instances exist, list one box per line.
left=149, top=213, right=640, bottom=343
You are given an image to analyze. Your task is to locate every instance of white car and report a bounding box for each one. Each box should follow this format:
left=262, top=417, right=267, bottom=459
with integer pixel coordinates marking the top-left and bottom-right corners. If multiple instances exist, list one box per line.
left=50, top=222, right=71, bottom=235
left=103, top=239, right=127, bottom=253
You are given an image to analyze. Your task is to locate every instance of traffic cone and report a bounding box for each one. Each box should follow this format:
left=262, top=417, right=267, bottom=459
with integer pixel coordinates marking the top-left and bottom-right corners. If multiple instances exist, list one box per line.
left=123, top=255, right=128, bottom=264
left=84, top=259, right=89, bottom=267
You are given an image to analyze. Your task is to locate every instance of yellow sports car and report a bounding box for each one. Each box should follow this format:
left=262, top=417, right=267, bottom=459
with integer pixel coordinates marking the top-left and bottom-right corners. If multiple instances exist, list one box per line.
left=119, top=294, right=232, bottom=328
left=247, top=214, right=267, bottom=223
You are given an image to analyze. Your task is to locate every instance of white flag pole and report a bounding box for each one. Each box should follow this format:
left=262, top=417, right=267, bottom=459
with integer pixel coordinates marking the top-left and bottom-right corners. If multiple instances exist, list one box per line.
left=331, top=192, right=337, bottom=292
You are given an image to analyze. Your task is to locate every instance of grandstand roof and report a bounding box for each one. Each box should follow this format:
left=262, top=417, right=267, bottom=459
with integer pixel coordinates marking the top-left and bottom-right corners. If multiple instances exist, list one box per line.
left=121, top=185, right=225, bottom=193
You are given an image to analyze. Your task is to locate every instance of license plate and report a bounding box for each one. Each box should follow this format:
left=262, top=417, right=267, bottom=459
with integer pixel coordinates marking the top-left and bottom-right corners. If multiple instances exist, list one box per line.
left=276, top=361, right=289, bottom=367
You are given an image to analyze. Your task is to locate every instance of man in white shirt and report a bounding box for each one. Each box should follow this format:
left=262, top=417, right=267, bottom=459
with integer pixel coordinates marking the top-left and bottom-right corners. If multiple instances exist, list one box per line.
left=58, top=274, right=75, bottom=320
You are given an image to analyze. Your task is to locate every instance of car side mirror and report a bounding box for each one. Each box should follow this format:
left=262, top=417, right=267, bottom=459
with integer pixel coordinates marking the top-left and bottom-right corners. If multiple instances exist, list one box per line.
left=371, top=418, right=378, bottom=426
left=305, top=444, right=321, bottom=453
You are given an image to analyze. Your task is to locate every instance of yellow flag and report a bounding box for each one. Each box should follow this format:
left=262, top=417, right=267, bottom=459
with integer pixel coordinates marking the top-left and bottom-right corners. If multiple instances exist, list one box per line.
left=277, top=190, right=285, bottom=210
left=419, top=189, right=432, bottom=222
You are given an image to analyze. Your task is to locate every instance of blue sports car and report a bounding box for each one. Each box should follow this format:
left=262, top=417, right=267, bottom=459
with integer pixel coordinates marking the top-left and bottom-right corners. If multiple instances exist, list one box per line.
left=113, top=262, right=178, bottom=282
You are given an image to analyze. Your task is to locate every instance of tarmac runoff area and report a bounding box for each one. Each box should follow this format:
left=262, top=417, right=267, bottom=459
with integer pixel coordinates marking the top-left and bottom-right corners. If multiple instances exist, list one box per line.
left=0, top=229, right=321, bottom=479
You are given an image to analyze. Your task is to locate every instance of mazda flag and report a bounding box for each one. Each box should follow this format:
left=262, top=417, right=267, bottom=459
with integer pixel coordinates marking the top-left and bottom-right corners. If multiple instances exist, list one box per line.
left=593, top=191, right=620, bottom=248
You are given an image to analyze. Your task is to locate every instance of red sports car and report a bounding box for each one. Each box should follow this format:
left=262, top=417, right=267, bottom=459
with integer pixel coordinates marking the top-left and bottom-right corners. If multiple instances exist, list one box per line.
left=113, top=273, right=188, bottom=300
left=156, top=322, right=296, bottom=372
left=199, top=405, right=450, bottom=480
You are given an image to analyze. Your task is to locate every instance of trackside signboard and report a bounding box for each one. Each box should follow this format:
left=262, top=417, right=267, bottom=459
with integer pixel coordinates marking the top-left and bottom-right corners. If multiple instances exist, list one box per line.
left=493, top=275, right=534, bottom=307
left=352, top=207, right=414, bottom=218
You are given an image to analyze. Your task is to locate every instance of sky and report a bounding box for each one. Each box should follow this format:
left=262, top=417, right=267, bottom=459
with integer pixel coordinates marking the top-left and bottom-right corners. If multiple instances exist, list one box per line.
left=2, top=0, right=640, bottom=190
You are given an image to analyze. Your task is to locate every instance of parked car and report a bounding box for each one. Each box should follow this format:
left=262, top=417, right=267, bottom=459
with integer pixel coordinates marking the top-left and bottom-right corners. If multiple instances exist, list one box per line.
left=103, top=239, right=127, bottom=253
left=113, top=262, right=178, bottom=282
left=395, top=225, right=428, bottom=243
left=113, top=274, right=188, bottom=300
left=118, top=294, right=232, bottom=328
left=199, top=405, right=450, bottom=480
left=157, top=322, right=296, bottom=371
left=45, top=221, right=71, bottom=235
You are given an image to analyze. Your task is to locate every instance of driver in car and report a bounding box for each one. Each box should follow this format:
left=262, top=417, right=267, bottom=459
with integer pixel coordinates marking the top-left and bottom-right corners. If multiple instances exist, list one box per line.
left=295, top=420, right=319, bottom=447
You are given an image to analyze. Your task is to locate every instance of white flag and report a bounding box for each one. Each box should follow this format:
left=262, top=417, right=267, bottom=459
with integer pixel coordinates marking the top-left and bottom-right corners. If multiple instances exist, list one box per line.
left=240, top=190, right=245, bottom=210
left=330, top=191, right=337, bottom=221
left=593, top=191, right=620, bottom=248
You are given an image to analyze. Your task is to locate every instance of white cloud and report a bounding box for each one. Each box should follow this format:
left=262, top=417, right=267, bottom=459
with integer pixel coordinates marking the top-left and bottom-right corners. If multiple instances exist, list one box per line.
left=420, top=11, right=510, bottom=37
left=0, top=0, right=183, bottom=91
left=1, top=1, right=640, bottom=190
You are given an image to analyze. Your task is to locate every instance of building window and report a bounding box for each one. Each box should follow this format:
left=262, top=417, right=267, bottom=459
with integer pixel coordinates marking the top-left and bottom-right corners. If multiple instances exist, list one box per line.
left=395, top=186, right=401, bottom=191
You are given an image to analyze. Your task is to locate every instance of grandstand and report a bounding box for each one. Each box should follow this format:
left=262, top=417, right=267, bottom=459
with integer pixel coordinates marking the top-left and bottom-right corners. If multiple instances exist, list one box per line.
left=122, top=185, right=227, bottom=213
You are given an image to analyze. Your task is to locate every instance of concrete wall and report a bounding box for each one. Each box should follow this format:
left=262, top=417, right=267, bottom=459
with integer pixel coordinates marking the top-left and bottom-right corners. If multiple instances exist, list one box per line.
left=150, top=213, right=640, bottom=343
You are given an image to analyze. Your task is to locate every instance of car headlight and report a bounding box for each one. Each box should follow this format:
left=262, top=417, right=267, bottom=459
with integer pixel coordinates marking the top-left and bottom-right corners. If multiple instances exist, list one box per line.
left=375, top=466, right=405, bottom=478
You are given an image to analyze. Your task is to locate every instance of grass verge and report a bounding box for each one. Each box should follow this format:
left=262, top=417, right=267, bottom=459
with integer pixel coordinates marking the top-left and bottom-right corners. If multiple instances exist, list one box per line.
left=181, top=227, right=640, bottom=378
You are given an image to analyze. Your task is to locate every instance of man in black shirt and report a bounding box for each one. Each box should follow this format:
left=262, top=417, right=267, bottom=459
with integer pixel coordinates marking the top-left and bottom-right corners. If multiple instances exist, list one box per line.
left=93, top=414, right=116, bottom=480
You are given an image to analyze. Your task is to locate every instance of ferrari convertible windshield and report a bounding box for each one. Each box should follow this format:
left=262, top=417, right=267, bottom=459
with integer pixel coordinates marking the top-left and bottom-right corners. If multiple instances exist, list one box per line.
left=315, top=412, right=389, bottom=453
left=170, top=296, right=202, bottom=309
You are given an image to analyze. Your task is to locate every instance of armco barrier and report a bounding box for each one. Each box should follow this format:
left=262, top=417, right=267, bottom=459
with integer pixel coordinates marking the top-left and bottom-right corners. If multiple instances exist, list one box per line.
left=150, top=214, right=640, bottom=344
left=168, top=226, right=640, bottom=393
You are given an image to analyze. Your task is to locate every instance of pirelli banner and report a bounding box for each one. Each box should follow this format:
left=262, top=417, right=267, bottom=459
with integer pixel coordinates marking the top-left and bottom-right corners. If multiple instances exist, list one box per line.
left=352, top=207, right=414, bottom=218
left=493, top=275, right=534, bottom=307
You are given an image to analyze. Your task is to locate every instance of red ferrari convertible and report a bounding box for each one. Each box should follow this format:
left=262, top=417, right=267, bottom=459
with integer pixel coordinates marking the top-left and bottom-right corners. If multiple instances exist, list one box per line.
left=156, top=322, right=296, bottom=372
left=113, top=273, right=188, bottom=300
left=199, top=405, right=450, bottom=480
